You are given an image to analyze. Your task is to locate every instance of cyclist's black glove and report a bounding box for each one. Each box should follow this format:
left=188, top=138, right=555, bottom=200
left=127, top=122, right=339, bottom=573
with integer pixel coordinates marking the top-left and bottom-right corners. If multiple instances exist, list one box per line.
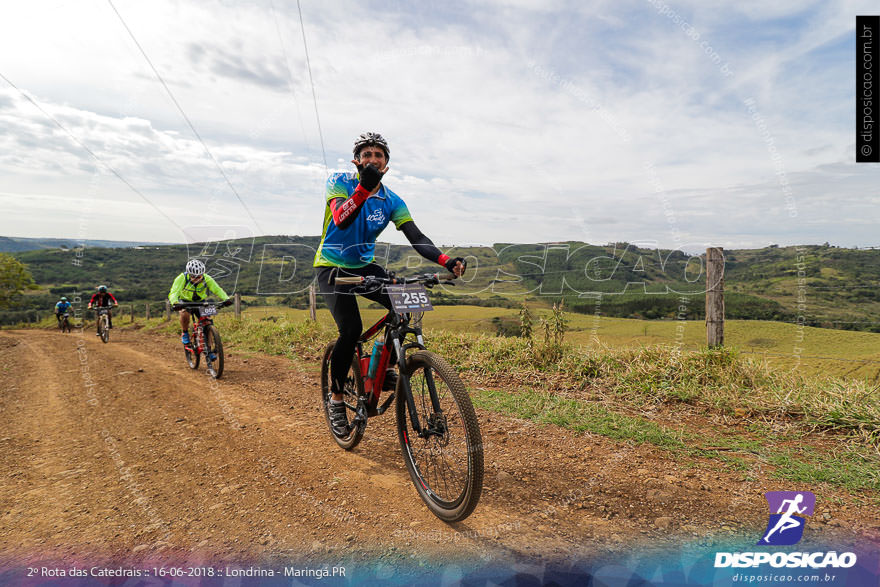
left=221, top=299, right=234, bottom=307
left=358, top=163, right=384, bottom=192
left=444, top=256, right=466, bottom=274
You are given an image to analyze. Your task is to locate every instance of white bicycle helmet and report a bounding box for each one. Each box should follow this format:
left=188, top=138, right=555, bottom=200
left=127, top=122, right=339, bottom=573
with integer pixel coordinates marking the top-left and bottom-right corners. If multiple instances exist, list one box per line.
left=185, top=259, right=206, bottom=276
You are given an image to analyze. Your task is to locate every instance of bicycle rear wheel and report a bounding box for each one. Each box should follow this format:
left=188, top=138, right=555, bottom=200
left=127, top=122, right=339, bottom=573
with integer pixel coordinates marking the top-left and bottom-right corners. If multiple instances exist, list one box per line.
left=320, top=342, right=366, bottom=450
left=204, top=325, right=224, bottom=379
left=396, top=350, right=483, bottom=522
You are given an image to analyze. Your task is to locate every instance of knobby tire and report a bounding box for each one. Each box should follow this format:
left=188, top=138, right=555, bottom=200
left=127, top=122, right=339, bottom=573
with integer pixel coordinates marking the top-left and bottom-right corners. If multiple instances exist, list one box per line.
left=185, top=328, right=200, bottom=370
left=100, top=314, right=110, bottom=344
left=396, top=350, right=483, bottom=522
left=204, top=325, right=224, bottom=379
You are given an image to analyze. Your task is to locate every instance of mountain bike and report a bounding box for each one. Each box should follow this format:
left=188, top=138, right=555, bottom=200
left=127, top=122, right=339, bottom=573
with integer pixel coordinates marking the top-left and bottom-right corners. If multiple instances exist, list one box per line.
left=58, top=313, right=71, bottom=333
left=173, top=300, right=231, bottom=379
left=320, top=272, right=484, bottom=522
left=93, top=306, right=114, bottom=343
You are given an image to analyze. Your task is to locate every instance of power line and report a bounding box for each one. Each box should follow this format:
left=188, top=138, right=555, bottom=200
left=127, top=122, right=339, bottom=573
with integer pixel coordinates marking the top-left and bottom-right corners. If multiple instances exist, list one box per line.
left=296, top=0, right=328, bottom=169
left=106, top=0, right=265, bottom=234
left=0, top=71, right=186, bottom=233
left=270, top=0, right=313, bottom=159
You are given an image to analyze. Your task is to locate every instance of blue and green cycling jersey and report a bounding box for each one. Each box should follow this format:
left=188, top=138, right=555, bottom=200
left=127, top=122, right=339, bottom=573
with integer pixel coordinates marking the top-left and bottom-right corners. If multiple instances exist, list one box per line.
left=55, top=301, right=72, bottom=313
left=313, top=172, right=413, bottom=268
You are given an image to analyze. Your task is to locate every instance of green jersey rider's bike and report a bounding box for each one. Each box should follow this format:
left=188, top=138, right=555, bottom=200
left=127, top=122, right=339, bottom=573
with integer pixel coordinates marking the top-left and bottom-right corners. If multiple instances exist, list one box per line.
left=173, top=300, right=232, bottom=379
left=320, top=271, right=484, bottom=522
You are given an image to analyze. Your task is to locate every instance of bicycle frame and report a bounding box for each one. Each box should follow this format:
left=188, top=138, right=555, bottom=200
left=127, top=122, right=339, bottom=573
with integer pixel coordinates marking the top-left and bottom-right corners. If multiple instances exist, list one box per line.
left=186, top=308, right=214, bottom=355
left=95, top=307, right=112, bottom=326
left=357, top=308, right=444, bottom=437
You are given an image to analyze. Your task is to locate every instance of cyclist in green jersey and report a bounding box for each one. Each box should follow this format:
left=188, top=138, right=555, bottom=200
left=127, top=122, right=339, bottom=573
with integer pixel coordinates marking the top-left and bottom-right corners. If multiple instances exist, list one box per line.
left=168, top=259, right=231, bottom=345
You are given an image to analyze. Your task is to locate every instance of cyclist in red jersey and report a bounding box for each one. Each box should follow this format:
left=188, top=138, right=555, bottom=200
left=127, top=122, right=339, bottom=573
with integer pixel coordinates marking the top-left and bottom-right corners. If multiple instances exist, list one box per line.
left=88, top=285, right=118, bottom=336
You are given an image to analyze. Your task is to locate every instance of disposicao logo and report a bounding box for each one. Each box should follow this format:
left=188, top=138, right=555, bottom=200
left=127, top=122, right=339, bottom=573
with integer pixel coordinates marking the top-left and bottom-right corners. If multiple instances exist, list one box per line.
left=759, top=491, right=815, bottom=546
left=713, top=491, right=857, bottom=570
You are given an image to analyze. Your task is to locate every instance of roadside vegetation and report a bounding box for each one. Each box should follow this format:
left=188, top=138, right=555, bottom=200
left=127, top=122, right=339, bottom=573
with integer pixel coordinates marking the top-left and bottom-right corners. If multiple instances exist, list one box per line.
left=24, top=301, right=880, bottom=493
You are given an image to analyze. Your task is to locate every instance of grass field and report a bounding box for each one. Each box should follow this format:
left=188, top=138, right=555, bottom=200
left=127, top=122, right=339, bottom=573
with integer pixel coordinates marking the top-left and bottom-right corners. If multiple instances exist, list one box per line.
left=26, top=301, right=880, bottom=380
left=234, top=304, right=880, bottom=381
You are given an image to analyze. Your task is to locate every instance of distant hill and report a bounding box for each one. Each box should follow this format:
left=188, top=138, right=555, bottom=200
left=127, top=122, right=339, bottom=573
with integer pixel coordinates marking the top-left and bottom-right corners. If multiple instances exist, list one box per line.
left=0, top=236, right=176, bottom=253
left=4, top=237, right=879, bottom=331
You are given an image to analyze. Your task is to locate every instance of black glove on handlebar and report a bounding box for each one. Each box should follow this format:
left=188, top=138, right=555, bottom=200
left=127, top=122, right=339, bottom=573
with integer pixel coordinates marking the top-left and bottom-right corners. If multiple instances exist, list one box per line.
left=358, top=164, right=384, bottom=192
left=444, top=256, right=466, bottom=274
left=222, top=299, right=234, bottom=307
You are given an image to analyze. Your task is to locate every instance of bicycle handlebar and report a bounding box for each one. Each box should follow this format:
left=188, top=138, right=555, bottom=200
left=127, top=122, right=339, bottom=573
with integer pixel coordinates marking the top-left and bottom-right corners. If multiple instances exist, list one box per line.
left=335, top=272, right=458, bottom=287
left=171, top=300, right=233, bottom=311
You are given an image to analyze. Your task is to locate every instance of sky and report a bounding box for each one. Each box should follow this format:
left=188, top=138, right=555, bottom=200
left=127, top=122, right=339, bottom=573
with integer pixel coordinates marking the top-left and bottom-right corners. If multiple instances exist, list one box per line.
left=0, top=0, right=878, bottom=252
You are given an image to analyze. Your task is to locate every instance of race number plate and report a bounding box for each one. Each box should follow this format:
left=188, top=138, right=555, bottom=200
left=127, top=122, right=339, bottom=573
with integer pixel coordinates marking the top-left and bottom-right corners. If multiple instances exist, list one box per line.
left=387, top=284, right=433, bottom=313
left=201, top=305, right=218, bottom=316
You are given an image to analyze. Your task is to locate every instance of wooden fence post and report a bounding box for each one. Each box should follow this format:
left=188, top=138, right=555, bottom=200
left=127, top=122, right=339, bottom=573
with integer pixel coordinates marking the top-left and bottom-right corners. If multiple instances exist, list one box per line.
left=145, top=303, right=151, bottom=320
left=129, top=304, right=134, bottom=322
left=234, top=293, right=241, bottom=319
left=164, top=300, right=171, bottom=322
left=706, top=247, right=725, bottom=348
left=309, top=283, right=317, bottom=321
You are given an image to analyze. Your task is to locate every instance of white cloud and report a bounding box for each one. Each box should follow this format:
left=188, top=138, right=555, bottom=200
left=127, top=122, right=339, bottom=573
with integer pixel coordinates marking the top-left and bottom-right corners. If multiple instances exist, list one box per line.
left=0, top=0, right=877, bottom=249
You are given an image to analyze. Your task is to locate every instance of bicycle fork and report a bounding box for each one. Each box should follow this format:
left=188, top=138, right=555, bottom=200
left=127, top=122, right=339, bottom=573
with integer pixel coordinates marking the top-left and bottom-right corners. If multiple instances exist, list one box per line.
left=393, top=338, right=445, bottom=439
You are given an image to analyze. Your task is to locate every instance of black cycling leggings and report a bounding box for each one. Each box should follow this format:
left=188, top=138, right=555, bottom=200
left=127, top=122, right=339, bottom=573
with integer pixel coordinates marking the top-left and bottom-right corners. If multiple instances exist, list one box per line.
left=317, top=264, right=394, bottom=393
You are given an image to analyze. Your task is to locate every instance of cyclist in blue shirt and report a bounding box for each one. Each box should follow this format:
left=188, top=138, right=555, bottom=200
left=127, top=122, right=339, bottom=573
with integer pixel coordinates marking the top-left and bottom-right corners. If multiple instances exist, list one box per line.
left=54, top=297, right=72, bottom=325
left=314, top=132, right=464, bottom=436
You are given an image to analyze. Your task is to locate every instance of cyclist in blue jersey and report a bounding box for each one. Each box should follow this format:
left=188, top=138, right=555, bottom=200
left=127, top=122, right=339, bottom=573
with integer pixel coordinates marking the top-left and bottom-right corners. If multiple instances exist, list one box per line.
left=54, top=297, right=72, bottom=325
left=315, top=132, right=465, bottom=436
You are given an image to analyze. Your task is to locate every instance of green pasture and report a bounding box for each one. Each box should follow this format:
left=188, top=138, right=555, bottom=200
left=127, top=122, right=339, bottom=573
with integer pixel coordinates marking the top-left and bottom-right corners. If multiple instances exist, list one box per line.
left=235, top=304, right=880, bottom=380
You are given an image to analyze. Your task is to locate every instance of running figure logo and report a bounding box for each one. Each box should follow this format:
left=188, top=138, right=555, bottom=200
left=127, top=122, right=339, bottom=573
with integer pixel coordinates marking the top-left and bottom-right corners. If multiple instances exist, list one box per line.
left=759, top=491, right=815, bottom=546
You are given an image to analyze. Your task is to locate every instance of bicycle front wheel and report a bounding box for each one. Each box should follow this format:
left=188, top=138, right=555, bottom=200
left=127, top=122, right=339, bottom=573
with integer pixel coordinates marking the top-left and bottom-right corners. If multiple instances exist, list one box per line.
left=396, top=350, right=483, bottom=522
left=204, top=325, right=224, bottom=379
left=184, top=341, right=200, bottom=370
left=100, top=315, right=110, bottom=343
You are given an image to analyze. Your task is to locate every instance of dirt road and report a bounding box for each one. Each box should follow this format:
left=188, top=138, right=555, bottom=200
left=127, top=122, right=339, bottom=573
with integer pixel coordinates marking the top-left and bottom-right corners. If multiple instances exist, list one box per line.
left=1, top=326, right=877, bottom=569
